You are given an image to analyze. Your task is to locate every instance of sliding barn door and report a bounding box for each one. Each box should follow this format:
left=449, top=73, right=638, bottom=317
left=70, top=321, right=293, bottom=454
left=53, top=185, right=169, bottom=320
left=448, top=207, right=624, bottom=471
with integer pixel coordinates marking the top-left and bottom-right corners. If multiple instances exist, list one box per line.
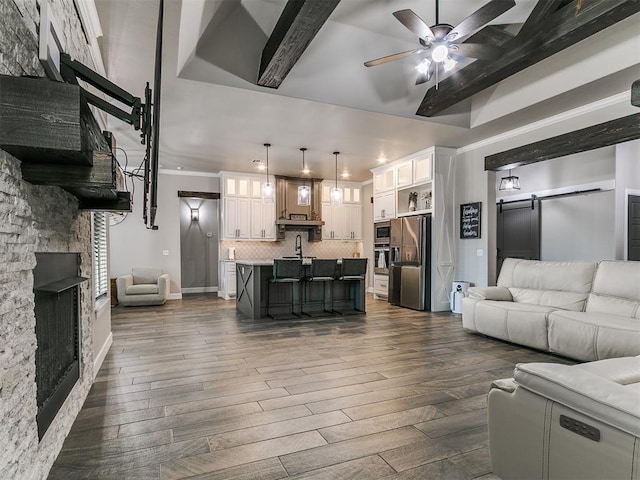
left=497, top=198, right=541, bottom=274
left=629, top=194, right=640, bottom=261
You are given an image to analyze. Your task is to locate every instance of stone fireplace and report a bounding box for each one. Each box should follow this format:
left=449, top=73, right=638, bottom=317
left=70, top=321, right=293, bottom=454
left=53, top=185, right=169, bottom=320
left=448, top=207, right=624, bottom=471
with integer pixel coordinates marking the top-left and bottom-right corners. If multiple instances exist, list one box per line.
left=33, top=253, right=87, bottom=440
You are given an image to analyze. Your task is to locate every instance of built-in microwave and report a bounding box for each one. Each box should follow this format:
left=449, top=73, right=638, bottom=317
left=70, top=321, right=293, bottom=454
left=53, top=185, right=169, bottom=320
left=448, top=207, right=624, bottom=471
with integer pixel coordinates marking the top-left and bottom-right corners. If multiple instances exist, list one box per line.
left=374, top=221, right=391, bottom=244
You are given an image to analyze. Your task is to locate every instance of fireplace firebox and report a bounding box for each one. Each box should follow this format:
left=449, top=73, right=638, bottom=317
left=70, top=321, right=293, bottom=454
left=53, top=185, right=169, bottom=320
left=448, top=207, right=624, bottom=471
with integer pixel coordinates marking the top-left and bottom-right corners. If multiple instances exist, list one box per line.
left=33, top=253, right=87, bottom=439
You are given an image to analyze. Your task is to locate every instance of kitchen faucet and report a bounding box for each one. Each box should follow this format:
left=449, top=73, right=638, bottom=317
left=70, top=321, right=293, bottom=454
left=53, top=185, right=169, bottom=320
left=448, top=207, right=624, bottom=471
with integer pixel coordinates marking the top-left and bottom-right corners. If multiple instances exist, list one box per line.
left=295, top=234, right=303, bottom=259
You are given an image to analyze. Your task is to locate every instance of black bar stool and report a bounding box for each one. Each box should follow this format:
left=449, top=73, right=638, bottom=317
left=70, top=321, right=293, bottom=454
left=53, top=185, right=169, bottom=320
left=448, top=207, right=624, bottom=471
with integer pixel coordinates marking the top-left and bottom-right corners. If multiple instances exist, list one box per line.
left=302, top=259, right=338, bottom=316
left=334, top=258, right=368, bottom=315
left=268, top=259, right=303, bottom=319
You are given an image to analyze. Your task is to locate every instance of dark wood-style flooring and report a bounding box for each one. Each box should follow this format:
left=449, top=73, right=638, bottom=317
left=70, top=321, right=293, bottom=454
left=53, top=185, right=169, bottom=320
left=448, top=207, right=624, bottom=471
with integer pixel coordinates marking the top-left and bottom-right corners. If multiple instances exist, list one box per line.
left=49, top=294, right=568, bottom=479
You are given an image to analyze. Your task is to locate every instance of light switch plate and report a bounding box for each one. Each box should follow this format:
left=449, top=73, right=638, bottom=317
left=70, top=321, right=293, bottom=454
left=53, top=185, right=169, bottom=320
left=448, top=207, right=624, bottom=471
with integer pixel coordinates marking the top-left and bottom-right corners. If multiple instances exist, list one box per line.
left=476, top=249, right=483, bottom=257
left=162, top=250, right=169, bottom=256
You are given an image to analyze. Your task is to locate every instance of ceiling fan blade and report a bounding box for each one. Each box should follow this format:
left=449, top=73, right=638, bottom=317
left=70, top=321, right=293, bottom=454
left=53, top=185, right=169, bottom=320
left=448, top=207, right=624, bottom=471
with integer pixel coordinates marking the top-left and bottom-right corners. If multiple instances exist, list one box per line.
left=415, top=63, right=435, bottom=85
left=364, top=48, right=425, bottom=67
left=393, top=9, right=436, bottom=41
left=447, top=0, right=515, bottom=43
left=452, top=43, right=502, bottom=61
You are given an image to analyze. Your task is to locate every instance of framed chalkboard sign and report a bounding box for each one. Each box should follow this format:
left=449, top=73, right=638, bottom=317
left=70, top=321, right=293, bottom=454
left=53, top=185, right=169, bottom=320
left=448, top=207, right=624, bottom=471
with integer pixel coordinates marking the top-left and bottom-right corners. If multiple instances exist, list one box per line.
left=460, top=202, right=481, bottom=239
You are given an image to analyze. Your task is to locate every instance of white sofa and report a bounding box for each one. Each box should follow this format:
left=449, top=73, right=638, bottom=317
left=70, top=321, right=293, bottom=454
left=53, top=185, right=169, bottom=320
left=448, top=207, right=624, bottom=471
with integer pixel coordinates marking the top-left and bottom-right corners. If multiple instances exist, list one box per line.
left=462, top=259, right=640, bottom=361
left=488, top=356, right=640, bottom=480
left=116, top=268, right=170, bottom=307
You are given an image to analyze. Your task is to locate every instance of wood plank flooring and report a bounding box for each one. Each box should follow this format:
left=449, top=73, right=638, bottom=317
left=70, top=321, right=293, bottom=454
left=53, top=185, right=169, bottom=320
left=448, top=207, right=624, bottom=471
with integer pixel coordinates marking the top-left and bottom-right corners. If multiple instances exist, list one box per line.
left=49, top=294, right=570, bottom=479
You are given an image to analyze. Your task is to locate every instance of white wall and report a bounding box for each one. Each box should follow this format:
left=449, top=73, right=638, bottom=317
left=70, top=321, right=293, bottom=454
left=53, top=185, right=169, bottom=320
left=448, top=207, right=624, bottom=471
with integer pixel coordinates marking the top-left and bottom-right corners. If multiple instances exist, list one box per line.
left=540, top=190, right=615, bottom=261
left=615, top=140, right=640, bottom=259
left=454, top=134, right=625, bottom=286
left=109, top=171, right=220, bottom=296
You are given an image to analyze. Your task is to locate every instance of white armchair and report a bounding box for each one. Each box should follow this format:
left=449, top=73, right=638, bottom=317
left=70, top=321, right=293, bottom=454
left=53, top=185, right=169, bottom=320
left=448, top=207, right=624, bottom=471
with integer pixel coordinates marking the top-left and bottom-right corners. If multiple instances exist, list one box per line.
left=116, top=268, right=170, bottom=306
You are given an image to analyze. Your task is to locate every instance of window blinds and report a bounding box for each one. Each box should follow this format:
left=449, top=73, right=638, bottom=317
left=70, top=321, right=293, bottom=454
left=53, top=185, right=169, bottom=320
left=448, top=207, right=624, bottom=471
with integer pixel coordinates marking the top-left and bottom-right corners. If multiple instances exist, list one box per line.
left=93, top=212, right=108, bottom=298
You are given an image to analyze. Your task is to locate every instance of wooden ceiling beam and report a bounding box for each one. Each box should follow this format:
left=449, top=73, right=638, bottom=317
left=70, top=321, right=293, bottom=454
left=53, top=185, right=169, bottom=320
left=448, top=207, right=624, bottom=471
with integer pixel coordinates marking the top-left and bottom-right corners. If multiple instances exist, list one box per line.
left=484, top=113, right=640, bottom=171
left=416, top=0, right=640, bottom=117
left=257, top=0, right=340, bottom=89
left=517, top=0, right=565, bottom=38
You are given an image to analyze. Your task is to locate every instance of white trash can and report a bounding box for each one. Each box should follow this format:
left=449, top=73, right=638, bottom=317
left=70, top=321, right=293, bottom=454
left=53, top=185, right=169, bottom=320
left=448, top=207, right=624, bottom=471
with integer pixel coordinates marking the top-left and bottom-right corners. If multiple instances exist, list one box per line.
left=450, top=281, right=470, bottom=314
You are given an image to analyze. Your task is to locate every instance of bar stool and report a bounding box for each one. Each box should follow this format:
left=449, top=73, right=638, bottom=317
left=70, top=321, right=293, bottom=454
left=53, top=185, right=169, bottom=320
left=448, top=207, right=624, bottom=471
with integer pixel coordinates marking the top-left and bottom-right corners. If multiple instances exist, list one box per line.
left=302, top=259, right=338, bottom=316
left=268, top=259, right=304, bottom=319
left=334, top=258, right=368, bottom=315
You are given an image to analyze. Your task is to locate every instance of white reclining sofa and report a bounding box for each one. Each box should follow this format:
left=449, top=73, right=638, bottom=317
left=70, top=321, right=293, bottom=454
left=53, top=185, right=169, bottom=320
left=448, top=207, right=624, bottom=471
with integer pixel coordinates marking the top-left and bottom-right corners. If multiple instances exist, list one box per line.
left=489, top=356, right=640, bottom=480
left=462, top=259, right=640, bottom=361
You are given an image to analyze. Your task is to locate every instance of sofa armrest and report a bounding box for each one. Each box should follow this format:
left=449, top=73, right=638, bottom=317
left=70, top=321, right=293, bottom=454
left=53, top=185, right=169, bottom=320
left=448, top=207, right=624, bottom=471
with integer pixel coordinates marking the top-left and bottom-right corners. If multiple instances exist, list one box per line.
left=468, top=286, right=512, bottom=301
left=116, top=275, right=133, bottom=299
left=157, top=273, right=170, bottom=299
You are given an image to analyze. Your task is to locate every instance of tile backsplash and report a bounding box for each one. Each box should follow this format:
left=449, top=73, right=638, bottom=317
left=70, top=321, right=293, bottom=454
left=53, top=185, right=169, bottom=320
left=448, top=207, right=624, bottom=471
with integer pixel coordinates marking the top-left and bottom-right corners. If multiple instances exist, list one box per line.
left=220, top=235, right=362, bottom=261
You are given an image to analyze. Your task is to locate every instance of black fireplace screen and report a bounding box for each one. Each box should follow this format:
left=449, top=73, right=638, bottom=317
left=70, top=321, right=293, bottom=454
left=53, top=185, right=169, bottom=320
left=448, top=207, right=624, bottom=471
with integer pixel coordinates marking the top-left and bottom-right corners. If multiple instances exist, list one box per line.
left=33, top=253, right=87, bottom=440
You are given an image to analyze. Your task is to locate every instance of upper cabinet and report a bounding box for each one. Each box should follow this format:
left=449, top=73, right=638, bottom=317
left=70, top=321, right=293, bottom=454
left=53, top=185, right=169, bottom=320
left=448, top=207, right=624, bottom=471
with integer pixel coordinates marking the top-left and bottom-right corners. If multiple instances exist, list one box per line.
left=413, top=154, right=432, bottom=184
left=321, top=181, right=362, bottom=204
left=373, top=167, right=395, bottom=193
left=395, top=161, right=413, bottom=188
left=221, top=172, right=275, bottom=241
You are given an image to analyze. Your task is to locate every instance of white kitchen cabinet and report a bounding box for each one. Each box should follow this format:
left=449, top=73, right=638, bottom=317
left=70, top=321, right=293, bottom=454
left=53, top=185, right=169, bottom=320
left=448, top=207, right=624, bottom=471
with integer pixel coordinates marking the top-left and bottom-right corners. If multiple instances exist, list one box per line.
left=218, top=261, right=236, bottom=300
left=250, top=198, right=276, bottom=240
left=343, top=204, right=362, bottom=240
left=373, top=167, right=395, bottom=193
left=321, top=181, right=362, bottom=204
left=223, top=197, right=250, bottom=239
left=322, top=203, right=362, bottom=240
left=413, top=154, right=432, bottom=184
left=373, top=191, right=395, bottom=221
left=373, top=274, right=389, bottom=299
left=321, top=204, right=343, bottom=240
left=395, top=161, right=413, bottom=188
left=224, top=176, right=250, bottom=197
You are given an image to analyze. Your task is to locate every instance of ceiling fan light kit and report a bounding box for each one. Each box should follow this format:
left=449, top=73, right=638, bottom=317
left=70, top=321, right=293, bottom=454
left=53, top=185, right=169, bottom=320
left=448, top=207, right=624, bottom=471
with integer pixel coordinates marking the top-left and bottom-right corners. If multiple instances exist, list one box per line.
left=365, top=0, right=515, bottom=88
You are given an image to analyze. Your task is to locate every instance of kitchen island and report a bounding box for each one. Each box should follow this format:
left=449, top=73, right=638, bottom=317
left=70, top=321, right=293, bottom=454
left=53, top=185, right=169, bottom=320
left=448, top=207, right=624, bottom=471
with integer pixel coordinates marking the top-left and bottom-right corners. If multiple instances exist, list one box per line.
left=235, top=259, right=366, bottom=320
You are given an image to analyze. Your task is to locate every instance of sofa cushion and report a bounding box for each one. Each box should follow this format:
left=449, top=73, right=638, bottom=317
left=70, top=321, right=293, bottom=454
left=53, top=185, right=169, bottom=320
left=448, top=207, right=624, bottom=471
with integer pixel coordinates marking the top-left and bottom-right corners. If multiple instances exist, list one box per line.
left=548, top=310, right=640, bottom=361
left=475, top=301, right=553, bottom=351
left=126, top=284, right=159, bottom=295
left=132, top=268, right=164, bottom=285
left=586, top=260, right=640, bottom=318
left=497, top=258, right=597, bottom=311
left=513, top=358, right=640, bottom=436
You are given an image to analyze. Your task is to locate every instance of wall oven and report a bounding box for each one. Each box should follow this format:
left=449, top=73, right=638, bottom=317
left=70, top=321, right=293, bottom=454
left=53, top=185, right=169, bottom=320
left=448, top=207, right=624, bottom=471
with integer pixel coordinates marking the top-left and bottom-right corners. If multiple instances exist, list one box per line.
left=374, top=244, right=389, bottom=275
left=374, top=221, right=391, bottom=244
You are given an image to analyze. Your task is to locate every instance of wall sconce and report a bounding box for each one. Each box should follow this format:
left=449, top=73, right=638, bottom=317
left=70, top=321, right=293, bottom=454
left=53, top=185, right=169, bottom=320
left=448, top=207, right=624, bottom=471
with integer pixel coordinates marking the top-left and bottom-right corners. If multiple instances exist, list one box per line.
left=499, top=169, right=521, bottom=191
left=190, top=208, right=199, bottom=221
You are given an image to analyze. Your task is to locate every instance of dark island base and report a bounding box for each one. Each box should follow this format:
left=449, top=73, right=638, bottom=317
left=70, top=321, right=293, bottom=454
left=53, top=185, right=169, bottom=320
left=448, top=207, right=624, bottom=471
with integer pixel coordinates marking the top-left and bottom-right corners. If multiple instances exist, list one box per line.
left=236, top=263, right=366, bottom=320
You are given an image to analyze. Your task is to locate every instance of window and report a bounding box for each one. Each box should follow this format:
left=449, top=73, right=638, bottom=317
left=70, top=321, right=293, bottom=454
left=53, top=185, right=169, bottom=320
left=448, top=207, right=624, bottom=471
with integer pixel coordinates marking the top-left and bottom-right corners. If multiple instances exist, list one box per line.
left=93, top=212, right=108, bottom=298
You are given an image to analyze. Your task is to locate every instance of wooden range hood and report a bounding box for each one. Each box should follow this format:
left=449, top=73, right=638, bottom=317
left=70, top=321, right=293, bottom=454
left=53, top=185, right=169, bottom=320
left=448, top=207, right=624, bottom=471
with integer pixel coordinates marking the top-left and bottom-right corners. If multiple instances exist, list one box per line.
left=275, top=175, right=324, bottom=241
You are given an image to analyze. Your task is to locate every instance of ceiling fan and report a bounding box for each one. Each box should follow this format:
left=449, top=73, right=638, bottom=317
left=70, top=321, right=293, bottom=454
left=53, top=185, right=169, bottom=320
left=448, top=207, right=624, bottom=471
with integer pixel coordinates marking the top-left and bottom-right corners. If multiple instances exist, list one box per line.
left=364, top=0, right=515, bottom=86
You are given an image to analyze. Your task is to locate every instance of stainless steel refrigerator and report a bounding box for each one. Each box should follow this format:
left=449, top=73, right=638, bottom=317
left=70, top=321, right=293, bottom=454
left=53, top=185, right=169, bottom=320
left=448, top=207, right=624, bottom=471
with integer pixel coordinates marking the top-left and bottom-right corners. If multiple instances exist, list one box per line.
left=388, top=215, right=431, bottom=310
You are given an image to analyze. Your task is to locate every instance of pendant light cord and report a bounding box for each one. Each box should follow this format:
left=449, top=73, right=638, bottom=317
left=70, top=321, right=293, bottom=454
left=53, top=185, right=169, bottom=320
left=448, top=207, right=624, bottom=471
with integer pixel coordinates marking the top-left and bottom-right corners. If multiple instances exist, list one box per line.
left=333, top=152, right=339, bottom=189
left=264, top=143, right=270, bottom=180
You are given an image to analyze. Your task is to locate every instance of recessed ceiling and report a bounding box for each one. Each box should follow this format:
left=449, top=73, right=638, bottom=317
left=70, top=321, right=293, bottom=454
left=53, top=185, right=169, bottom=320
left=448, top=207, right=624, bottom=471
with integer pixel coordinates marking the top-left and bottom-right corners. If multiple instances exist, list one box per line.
left=94, top=0, right=639, bottom=181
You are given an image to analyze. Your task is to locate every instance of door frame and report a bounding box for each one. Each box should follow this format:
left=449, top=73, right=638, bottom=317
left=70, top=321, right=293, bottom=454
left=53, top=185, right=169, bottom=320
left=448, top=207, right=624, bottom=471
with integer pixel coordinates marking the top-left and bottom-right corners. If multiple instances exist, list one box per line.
left=625, top=188, right=640, bottom=261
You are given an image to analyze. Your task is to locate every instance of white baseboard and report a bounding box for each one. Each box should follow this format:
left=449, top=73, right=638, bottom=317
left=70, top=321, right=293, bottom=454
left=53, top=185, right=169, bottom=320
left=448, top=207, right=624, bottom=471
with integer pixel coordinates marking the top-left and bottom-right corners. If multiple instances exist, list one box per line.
left=93, top=332, right=112, bottom=378
left=168, top=293, right=183, bottom=300
left=181, top=287, right=218, bottom=294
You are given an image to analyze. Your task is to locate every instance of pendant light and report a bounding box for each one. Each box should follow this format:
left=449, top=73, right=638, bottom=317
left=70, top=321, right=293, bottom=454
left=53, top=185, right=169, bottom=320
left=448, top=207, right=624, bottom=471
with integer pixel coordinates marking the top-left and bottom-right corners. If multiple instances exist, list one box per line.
left=499, top=169, right=521, bottom=191
left=330, top=151, right=343, bottom=206
left=262, top=143, right=274, bottom=203
left=297, top=147, right=311, bottom=206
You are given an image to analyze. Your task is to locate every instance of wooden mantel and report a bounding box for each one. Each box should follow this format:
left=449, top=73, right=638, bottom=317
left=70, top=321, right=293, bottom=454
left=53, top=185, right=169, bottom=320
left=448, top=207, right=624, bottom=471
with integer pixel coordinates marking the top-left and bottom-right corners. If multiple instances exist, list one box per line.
left=0, top=75, right=130, bottom=211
